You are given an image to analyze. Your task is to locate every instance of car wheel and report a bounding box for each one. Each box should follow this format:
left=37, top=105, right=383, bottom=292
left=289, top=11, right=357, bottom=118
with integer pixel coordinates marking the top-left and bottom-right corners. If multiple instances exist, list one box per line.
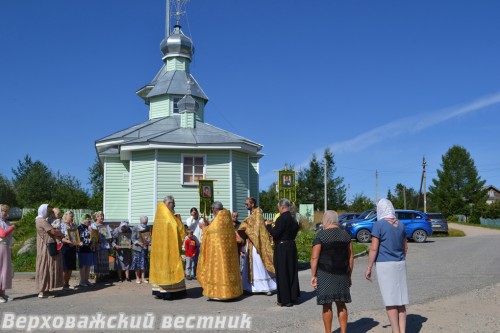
left=412, top=229, right=427, bottom=243
left=356, top=229, right=371, bottom=243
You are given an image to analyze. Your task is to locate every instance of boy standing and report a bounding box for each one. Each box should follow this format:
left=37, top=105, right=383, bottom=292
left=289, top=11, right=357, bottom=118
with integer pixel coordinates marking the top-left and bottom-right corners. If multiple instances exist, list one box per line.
left=184, top=229, right=198, bottom=280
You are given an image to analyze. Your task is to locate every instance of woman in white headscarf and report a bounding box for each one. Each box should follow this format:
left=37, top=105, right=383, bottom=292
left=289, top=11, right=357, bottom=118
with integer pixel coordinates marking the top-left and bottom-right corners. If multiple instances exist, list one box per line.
left=35, top=204, right=65, bottom=298
left=112, top=221, right=132, bottom=282
left=365, top=198, right=409, bottom=333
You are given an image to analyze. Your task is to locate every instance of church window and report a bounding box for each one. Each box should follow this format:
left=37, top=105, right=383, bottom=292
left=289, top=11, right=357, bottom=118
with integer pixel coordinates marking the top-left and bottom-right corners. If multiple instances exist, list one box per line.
left=173, top=97, right=181, bottom=114
left=182, top=155, right=206, bottom=184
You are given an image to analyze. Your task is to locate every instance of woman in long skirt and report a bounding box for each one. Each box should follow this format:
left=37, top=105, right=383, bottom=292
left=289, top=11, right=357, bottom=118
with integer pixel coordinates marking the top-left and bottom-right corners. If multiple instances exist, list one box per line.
left=0, top=205, right=15, bottom=303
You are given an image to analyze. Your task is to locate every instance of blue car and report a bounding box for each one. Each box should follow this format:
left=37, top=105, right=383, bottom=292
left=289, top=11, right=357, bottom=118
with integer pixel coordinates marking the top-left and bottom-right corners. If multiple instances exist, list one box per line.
left=315, top=212, right=361, bottom=231
left=345, top=210, right=433, bottom=243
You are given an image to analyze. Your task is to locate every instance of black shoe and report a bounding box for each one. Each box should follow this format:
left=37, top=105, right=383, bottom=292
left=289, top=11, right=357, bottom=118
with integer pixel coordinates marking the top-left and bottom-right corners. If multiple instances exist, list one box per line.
left=126, top=278, right=131, bottom=282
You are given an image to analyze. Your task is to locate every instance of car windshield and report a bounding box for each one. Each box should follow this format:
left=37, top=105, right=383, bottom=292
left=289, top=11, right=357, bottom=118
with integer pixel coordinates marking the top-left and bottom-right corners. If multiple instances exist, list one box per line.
left=358, top=209, right=376, bottom=219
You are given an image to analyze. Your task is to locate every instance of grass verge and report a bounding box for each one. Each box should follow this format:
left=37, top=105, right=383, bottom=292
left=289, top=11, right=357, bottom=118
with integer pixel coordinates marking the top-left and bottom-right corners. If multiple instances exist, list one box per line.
left=431, top=228, right=465, bottom=238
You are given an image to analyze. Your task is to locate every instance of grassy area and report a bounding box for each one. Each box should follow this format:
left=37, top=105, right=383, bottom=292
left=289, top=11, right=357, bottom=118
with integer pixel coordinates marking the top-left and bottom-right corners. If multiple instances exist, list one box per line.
left=431, top=228, right=465, bottom=238
left=450, top=222, right=500, bottom=230
left=296, top=229, right=368, bottom=263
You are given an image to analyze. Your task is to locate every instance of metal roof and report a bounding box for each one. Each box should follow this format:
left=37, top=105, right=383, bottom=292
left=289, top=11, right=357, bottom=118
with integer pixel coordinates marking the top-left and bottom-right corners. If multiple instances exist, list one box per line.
left=136, top=69, right=208, bottom=103
left=95, top=116, right=263, bottom=156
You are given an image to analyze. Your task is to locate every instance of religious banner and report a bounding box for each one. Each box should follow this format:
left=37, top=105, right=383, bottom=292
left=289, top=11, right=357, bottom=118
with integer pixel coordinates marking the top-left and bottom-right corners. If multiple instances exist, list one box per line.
left=199, top=180, right=214, bottom=216
left=278, top=170, right=296, bottom=202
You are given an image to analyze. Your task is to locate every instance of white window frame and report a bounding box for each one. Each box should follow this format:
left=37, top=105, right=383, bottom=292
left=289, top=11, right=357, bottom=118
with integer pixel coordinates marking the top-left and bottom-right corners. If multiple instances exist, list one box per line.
left=181, top=154, right=206, bottom=185
left=173, top=96, right=182, bottom=114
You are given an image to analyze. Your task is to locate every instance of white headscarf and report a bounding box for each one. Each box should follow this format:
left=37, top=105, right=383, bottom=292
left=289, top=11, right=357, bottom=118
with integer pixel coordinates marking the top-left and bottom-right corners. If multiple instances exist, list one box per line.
left=36, top=204, right=49, bottom=221
left=377, top=198, right=396, bottom=221
left=113, top=221, right=129, bottom=237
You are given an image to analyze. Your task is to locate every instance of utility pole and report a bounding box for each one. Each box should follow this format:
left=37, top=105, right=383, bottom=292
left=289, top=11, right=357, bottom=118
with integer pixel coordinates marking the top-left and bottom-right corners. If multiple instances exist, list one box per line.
left=375, top=170, right=379, bottom=203
left=423, top=156, right=427, bottom=213
left=324, top=157, right=328, bottom=212
left=347, top=183, right=351, bottom=209
left=403, top=185, right=407, bottom=209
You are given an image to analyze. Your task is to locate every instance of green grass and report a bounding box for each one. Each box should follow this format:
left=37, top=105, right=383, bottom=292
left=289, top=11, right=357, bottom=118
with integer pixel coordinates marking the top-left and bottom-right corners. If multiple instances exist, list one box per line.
left=296, top=229, right=368, bottom=263
left=12, top=252, right=36, bottom=272
left=450, top=222, right=500, bottom=230
left=431, top=228, right=465, bottom=238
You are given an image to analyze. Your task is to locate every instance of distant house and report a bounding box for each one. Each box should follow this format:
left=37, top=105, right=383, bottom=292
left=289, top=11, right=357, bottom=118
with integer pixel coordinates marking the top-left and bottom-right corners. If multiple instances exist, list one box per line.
left=485, top=185, right=500, bottom=205
left=95, top=22, right=262, bottom=223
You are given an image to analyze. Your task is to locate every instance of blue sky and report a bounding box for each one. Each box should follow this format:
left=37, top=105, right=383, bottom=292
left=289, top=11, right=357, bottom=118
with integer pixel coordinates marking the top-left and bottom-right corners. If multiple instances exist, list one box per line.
left=1, top=0, right=499, bottom=205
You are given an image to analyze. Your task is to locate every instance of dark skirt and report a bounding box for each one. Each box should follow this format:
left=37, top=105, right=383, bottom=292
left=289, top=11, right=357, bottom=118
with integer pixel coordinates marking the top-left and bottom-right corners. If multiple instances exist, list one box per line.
left=61, top=244, right=77, bottom=271
left=316, top=269, right=351, bottom=305
left=78, top=252, right=94, bottom=268
left=274, top=240, right=301, bottom=304
left=93, top=249, right=109, bottom=276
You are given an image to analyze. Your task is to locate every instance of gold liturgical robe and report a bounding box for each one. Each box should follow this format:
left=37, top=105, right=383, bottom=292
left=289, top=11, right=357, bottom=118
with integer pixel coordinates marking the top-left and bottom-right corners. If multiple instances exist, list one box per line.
left=198, top=209, right=242, bottom=300
left=150, top=202, right=185, bottom=291
left=238, top=208, right=275, bottom=284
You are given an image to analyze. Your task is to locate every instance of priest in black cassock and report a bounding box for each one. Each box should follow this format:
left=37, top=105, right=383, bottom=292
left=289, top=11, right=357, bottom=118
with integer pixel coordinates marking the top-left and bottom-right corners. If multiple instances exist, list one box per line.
left=265, top=198, right=301, bottom=307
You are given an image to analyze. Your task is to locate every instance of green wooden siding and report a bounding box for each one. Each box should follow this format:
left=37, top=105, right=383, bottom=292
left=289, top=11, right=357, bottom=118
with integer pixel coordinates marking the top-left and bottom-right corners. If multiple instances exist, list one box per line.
left=181, top=111, right=195, bottom=128
left=149, top=95, right=170, bottom=119
left=104, top=157, right=129, bottom=220
left=166, top=58, right=189, bottom=72
left=157, top=150, right=230, bottom=220
left=130, top=151, right=155, bottom=223
left=250, top=157, right=260, bottom=204
left=232, top=151, right=249, bottom=218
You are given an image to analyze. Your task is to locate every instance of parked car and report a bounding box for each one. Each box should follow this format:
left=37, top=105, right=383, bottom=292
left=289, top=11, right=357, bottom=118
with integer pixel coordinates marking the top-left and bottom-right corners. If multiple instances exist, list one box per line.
left=345, top=209, right=433, bottom=243
left=426, top=212, right=448, bottom=234
left=315, top=212, right=361, bottom=231
left=340, top=209, right=376, bottom=229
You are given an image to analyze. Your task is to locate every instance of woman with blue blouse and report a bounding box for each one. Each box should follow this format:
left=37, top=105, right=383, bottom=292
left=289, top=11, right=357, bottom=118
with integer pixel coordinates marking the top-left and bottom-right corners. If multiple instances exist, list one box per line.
left=365, top=198, right=409, bottom=333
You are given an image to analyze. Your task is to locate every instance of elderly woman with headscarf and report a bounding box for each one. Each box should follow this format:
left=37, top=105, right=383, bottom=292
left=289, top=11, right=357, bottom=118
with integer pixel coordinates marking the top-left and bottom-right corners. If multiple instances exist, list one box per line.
left=131, top=216, right=150, bottom=284
left=365, top=198, right=409, bottom=333
left=91, top=211, right=112, bottom=283
left=310, top=211, right=354, bottom=333
left=112, top=221, right=132, bottom=282
left=0, top=205, right=15, bottom=303
left=35, top=204, right=65, bottom=298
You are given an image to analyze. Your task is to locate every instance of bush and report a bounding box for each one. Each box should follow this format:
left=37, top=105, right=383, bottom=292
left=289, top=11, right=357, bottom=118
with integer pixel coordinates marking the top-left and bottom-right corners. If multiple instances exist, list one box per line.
left=12, top=252, right=36, bottom=272
left=13, top=209, right=38, bottom=240
left=295, top=230, right=316, bottom=262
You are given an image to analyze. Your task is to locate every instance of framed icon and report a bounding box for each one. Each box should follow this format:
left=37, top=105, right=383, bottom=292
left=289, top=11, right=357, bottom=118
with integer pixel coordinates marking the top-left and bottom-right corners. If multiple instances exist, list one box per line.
left=98, top=225, right=111, bottom=239
left=202, top=185, right=212, bottom=198
left=140, top=230, right=152, bottom=245
left=279, top=171, right=295, bottom=188
left=66, top=228, right=81, bottom=246
left=90, top=229, right=100, bottom=244
left=117, top=232, right=132, bottom=249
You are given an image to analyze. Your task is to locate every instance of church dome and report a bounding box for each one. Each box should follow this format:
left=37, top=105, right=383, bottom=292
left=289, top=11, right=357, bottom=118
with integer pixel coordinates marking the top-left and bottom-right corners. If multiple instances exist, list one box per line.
left=160, top=25, right=194, bottom=61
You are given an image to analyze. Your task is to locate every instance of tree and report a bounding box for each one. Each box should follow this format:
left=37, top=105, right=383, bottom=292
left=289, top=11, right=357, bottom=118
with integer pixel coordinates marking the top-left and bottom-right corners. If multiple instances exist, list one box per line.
left=0, top=174, right=17, bottom=206
left=350, top=193, right=374, bottom=212
left=428, top=145, right=487, bottom=220
left=52, top=172, right=89, bottom=208
left=296, top=148, right=346, bottom=211
left=88, top=157, right=104, bottom=211
left=12, top=155, right=55, bottom=207
left=386, top=183, right=419, bottom=210
left=259, top=182, right=278, bottom=213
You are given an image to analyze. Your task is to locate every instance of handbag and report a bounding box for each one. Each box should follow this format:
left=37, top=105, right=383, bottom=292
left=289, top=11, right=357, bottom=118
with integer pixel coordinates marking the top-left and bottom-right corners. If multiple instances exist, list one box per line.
left=46, top=242, right=59, bottom=256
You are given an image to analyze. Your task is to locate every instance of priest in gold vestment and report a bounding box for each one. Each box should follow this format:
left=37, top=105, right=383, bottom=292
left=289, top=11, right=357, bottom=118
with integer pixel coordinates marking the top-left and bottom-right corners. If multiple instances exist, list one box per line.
left=197, top=202, right=242, bottom=300
left=150, top=196, right=186, bottom=300
left=238, top=197, right=277, bottom=294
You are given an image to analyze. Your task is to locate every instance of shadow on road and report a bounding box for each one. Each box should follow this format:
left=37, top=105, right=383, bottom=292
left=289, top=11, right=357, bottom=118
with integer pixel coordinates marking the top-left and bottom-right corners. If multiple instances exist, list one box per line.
left=406, top=314, right=428, bottom=333
left=332, top=317, right=379, bottom=332
left=295, top=290, right=316, bottom=304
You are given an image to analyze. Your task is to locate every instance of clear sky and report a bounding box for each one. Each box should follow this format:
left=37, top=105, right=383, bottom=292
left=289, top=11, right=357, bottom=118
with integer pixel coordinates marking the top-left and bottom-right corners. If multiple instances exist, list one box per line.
left=1, top=0, right=499, bottom=205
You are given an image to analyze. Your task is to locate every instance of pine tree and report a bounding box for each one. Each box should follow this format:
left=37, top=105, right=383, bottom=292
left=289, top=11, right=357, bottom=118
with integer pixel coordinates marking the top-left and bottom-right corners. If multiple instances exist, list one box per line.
left=428, top=145, right=486, bottom=220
